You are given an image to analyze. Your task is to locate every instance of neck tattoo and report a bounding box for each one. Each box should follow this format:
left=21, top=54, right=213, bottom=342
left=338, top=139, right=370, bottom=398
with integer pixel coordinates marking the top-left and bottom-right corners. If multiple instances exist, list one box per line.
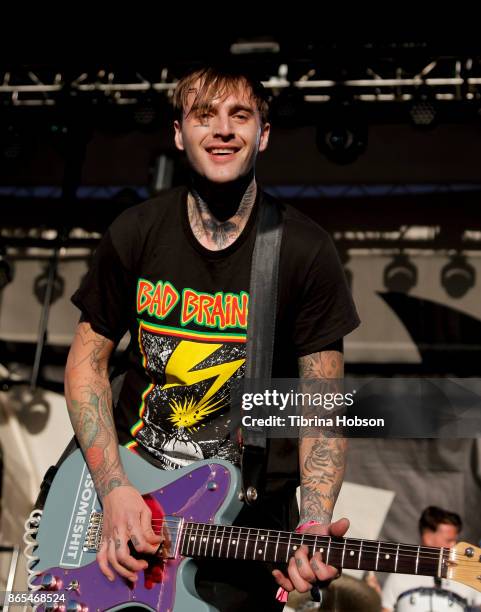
left=188, top=179, right=257, bottom=250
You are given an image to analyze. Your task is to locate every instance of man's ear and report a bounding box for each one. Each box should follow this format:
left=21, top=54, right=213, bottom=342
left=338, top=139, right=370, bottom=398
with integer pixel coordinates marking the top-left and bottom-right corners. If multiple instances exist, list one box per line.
left=174, top=120, right=184, bottom=151
left=258, top=122, right=271, bottom=153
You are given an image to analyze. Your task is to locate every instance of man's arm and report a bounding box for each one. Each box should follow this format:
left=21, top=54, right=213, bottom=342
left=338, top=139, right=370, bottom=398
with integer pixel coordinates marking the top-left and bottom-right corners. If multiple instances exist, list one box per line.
left=64, top=322, right=161, bottom=582
left=272, top=348, right=349, bottom=594
left=298, top=350, right=346, bottom=525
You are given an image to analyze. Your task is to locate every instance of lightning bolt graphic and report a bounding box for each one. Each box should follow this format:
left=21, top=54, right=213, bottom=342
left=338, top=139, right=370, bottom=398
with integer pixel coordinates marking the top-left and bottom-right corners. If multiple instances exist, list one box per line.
left=163, top=340, right=244, bottom=429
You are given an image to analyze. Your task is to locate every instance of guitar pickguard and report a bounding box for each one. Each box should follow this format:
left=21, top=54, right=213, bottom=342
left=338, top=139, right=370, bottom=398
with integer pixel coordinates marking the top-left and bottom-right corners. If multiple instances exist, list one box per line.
left=32, top=448, right=242, bottom=612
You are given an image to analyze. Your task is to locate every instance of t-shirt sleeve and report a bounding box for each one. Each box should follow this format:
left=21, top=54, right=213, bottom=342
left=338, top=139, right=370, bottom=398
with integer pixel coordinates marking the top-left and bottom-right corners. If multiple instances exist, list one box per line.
left=71, top=229, right=134, bottom=342
left=293, top=233, right=360, bottom=357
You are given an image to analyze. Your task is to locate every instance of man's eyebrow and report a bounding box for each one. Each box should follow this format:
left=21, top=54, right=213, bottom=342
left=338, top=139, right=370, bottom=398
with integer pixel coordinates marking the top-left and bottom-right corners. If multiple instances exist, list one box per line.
left=229, top=104, right=255, bottom=114
left=190, top=102, right=255, bottom=113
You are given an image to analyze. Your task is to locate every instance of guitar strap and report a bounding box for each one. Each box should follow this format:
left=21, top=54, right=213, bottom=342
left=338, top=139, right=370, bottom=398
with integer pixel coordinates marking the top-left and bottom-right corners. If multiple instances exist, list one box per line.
left=240, top=191, right=284, bottom=506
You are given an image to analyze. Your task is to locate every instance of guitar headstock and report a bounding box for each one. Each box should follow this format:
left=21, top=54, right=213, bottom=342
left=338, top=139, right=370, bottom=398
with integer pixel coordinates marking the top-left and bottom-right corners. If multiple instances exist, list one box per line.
left=448, top=541, right=481, bottom=592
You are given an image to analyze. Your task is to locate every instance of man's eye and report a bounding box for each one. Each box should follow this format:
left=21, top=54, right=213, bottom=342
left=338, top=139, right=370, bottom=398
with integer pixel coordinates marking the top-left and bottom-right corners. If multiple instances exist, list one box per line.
left=235, top=114, right=248, bottom=120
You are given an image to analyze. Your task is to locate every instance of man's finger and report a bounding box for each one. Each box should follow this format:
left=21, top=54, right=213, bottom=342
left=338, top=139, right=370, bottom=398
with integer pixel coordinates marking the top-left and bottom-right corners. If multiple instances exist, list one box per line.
left=310, top=551, right=340, bottom=582
left=287, top=557, right=314, bottom=593
left=293, top=546, right=317, bottom=583
left=271, top=569, right=294, bottom=593
left=329, top=517, right=350, bottom=537
left=107, top=531, right=146, bottom=579
left=140, top=508, right=163, bottom=545
left=97, top=538, right=115, bottom=582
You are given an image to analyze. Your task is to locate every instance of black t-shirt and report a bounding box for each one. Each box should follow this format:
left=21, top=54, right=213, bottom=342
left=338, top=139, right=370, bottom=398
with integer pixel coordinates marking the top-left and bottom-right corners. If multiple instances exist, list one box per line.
left=72, top=185, right=360, bottom=469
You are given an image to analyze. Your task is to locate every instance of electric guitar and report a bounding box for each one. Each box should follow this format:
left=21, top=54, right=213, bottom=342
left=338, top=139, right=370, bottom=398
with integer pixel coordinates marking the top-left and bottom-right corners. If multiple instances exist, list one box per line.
left=29, top=446, right=481, bottom=611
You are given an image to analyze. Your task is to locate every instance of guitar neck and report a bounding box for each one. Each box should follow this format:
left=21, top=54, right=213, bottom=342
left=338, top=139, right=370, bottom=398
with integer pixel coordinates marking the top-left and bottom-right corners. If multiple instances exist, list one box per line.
left=180, top=523, right=449, bottom=577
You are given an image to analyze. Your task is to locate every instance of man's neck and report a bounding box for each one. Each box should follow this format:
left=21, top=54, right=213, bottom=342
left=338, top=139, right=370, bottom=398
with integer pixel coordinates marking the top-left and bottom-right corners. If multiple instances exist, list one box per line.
left=187, top=176, right=257, bottom=251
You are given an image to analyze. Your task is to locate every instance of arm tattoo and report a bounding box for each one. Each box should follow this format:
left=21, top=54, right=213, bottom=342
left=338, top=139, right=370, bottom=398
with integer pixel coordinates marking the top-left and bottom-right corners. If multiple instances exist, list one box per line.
left=298, top=351, right=343, bottom=379
left=298, top=350, right=346, bottom=525
left=66, top=323, right=130, bottom=500
left=299, top=436, right=346, bottom=524
left=187, top=179, right=257, bottom=250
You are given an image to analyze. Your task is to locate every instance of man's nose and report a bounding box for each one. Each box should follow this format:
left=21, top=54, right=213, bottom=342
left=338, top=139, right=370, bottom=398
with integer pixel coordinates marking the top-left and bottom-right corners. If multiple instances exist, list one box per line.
left=212, top=114, right=234, bottom=138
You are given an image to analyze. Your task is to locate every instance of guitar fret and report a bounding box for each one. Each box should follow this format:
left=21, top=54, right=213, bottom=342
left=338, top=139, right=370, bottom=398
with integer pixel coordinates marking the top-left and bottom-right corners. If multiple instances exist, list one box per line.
left=253, top=529, right=260, bottom=560
left=375, top=541, right=380, bottom=570
left=326, top=537, right=331, bottom=565
left=218, top=525, right=225, bottom=558
left=204, top=524, right=211, bottom=557
left=235, top=527, right=241, bottom=559
left=180, top=522, right=187, bottom=557
left=341, top=539, right=347, bottom=568
left=244, top=528, right=251, bottom=560
left=437, top=546, right=444, bottom=577
left=197, top=523, right=205, bottom=556
left=286, top=533, right=292, bottom=563
left=190, top=523, right=199, bottom=557
left=263, top=530, right=270, bottom=561
left=357, top=540, right=363, bottom=569
left=227, top=526, right=234, bottom=558
left=186, top=523, right=192, bottom=556
left=415, top=545, right=420, bottom=574
left=274, top=531, right=281, bottom=562
left=394, top=543, right=400, bottom=572
left=211, top=524, right=219, bottom=557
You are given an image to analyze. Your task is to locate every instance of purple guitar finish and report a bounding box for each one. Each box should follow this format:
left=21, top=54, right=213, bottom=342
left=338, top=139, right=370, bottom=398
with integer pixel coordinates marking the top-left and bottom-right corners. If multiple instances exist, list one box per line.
left=34, top=462, right=232, bottom=611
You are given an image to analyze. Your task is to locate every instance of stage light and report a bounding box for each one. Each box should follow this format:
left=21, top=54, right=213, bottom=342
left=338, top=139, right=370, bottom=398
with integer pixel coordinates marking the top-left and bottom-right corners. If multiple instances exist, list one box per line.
left=383, top=254, right=418, bottom=293
left=316, top=100, right=368, bottom=164
left=441, top=254, right=475, bottom=298
left=409, top=86, right=437, bottom=129
left=33, top=266, right=65, bottom=305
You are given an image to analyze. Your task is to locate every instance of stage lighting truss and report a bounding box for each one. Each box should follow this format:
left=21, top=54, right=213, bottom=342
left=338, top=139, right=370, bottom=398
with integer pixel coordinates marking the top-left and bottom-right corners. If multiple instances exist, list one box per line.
left=1, top=56, right=481, bottom=109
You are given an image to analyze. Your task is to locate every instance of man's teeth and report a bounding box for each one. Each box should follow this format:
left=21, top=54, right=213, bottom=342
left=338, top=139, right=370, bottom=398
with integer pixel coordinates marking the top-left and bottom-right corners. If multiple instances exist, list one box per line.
left=210, top=149, right=236, bottom=155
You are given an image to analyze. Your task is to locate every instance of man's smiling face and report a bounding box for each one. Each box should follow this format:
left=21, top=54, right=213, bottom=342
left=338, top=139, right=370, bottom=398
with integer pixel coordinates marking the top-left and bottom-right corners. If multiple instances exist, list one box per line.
left=174, top=78, right=270, bottom=184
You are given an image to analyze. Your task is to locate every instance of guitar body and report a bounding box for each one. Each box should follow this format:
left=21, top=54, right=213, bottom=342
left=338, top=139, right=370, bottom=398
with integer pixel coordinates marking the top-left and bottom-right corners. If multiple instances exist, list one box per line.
left=33, top=447, right=243, bottom=611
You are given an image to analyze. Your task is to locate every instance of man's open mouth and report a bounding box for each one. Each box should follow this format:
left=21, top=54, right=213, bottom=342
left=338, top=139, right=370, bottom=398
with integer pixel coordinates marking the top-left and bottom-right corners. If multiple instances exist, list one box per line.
left=205, top=147, right=240, bottom=156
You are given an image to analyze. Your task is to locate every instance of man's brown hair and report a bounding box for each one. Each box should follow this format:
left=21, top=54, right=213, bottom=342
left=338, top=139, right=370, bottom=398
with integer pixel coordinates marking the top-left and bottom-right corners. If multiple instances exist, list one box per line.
left=173, top=65, right=270, bottom=124
left=419, top=506, right=462, bottom=535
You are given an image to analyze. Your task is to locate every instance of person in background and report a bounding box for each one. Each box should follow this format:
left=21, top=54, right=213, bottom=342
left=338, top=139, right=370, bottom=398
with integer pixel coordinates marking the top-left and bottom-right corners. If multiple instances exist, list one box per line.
left=369, top=506, right=481, bottom=611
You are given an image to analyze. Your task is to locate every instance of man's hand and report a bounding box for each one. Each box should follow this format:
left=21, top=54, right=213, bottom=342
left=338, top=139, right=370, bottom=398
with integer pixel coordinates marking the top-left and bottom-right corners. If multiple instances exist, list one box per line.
left=272, top=518, right=349, bottom=595
left=97, top=485, right=164, bottom=582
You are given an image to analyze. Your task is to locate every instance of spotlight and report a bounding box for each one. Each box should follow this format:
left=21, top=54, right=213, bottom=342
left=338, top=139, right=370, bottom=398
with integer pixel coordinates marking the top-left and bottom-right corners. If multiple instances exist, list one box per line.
left=383, top=254, right=417, bottom=293
left=441, top=254, right=475, bottom=298
left=33, top=266, right=65, bottom=305
left=316, top=100, right=368, bottom=165
left=409, top=86, right=437, bottom=129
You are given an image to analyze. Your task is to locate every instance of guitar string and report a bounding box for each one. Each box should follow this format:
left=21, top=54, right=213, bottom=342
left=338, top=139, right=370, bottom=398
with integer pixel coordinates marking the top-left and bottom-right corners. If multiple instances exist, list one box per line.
left=147, top=522, right=451, bottom=559
left=95, top=518, right=453, bottom=559
left=89, top=517, right=471, bottom=563
left=177, top=529, right=454, bottom=562
left=92, top=524, right=459, bottom=562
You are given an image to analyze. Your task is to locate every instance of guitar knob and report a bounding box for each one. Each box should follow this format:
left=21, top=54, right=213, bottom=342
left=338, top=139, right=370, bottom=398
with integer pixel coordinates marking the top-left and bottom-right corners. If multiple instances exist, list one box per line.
left=41, top=573, right=63, bottom=590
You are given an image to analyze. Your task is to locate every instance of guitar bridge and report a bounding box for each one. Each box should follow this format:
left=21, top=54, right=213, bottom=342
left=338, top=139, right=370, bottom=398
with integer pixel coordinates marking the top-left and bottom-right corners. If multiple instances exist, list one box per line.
left=84, top=511, right=103, bottom=552
left=83, top=512, right=183, bottom=560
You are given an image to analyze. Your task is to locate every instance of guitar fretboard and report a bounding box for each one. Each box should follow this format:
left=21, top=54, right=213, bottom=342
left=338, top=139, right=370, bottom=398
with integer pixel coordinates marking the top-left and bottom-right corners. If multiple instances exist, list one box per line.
left=180, top=523, right=449, bottom=577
